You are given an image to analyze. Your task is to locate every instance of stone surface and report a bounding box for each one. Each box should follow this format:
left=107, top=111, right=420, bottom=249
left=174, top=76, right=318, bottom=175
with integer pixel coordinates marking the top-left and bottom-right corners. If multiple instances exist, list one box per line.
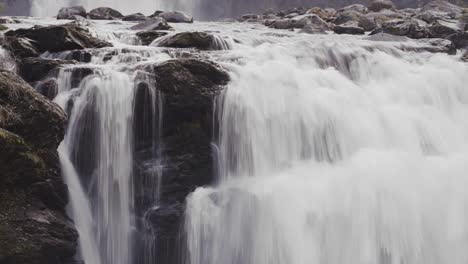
left=87, top=7, right=124, bottom=20
left=0, top=70, right=77, bottom=264
left=156, top=32, right=227, bottom=50
left=122, top=13, right=150, bottom=21
left=18, top=57, right=76, bottom=83
left=447, top=32, right=468, bottom=49
left=381, top=18, right=429, bottom=39
left=5, top=23, right=111, bottom=56
left=368, top=0, right=396, bottom=12
left=130, top=18, right=173, bottom=31
left=333, top=23, right=366, bottom=34
left=158, top=11, right=194, bottom=23
left=57, top=6, right=86, bottom=20
left=136, top=30, right=168, bottom=45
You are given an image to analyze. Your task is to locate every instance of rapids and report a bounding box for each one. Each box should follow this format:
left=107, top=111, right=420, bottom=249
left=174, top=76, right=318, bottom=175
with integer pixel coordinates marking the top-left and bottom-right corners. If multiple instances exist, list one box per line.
left=4, top=16, right=468, bottom=264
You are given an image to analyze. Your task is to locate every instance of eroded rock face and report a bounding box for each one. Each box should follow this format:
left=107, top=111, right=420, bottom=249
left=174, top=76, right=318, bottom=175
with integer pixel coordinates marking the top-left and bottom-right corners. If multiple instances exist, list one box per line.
left=0, top=70, right=77, bottom=264
left=57, top=6, right=87, bottom=20
left=18, top=57, right=76, bottom=83
left=87, top=7, right=124, bottom=20
left=5, top=23, right=111, bottom=56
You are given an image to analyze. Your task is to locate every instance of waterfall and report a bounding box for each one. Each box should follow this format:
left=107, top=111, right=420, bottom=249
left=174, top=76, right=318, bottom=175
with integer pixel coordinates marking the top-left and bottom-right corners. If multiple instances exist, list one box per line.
left=185, top=39, right=468, bottom=264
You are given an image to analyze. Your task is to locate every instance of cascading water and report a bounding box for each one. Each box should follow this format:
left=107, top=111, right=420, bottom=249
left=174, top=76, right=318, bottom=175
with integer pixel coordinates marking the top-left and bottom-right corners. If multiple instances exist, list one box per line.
left=185, top=37, right=468, bottom=264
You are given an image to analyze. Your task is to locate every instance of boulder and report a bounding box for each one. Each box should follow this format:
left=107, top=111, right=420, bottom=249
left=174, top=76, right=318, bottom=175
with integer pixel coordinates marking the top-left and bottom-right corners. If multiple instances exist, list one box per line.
left=381, top=18, right=430, bottom=39
left=130, top=18, right=173, bottom=31
left=338, top=4, right=368, bottom=14
left=368, top=0, right=396, bottom=12
left=136, top=31, right=168, bottom=45
left=87, top=7, right=124, bottom=20
left=156, top=32, right=227, bottom=50
left=358, top=16, right=378, bottom=31
left=122, top=13, right=150, bottom=21
left=416, top=10, right=451, bottom=24
left=0, top=70, right=76, bottom=264
left=57, top=6, right=87, bottom=20
left=35, top=78, right=59, bottom=100
left=269, top=18, right=295, bottom=29
left=5, top=23, right=111, bottom=56
left=133, top=59, right=228, bottom=263
left=18, top=57, right=76, bottom=83
left=290, top=14, right=330, bottom=30
left=366, top=9, right=404, bottom=26
left=3, top=36, right=40, bottom=58
left=427, top=19, right=461, bottom=38
left=0, top=24, right=7, bottom=31
left=333, top=23, right=366, bottom=35
left=306, top=7, right=335, bottom=21
left=446, top=32, right=468, bottom=49
left=421, top=1, right=463, bottom=18
left=158, top=11, right=193, bottom=23
left=333, top=10, right=365, bottom=25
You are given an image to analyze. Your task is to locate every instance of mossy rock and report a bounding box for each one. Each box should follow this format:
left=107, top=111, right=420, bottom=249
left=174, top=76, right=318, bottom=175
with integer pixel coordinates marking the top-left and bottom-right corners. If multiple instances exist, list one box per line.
left=0, top=24, right=8, bottom=31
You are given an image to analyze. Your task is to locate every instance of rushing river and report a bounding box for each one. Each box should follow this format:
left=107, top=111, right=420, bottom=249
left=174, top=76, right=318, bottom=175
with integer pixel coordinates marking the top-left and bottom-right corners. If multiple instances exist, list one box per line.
left=4, top=15, right=468, bottom=264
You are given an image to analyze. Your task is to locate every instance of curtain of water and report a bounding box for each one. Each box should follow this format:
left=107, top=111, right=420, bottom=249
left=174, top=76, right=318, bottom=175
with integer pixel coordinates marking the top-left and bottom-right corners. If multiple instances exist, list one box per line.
left=186, top=40, right=468, bottom=264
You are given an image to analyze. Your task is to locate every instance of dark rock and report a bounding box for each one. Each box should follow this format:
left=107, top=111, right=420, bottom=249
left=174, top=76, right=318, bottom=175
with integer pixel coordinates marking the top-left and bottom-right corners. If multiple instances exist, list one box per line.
left=18, top=57, right=76, bottom=83
left=462, top=51, right=468, bottom=62
left=87, top=7, right=124, bottom=20
left=333, top=10, right=365, bottom=25
left=428, top=19, right=461, bottom=38
left=338, top=4, right=368, bottom=14
left=5, top=23, right=112, bottom=56
left=35, top=79, right=59, bottom=100
left=130, top=18, right=173, bottom=31
left=421, top=1, right=463, bottom=18
left=122, top=13, right=150, bottom=21
left=136, top=31, right=168, bottom=45
left=290, top=14, right=330, bottom=29
left=368, top=0, right=396, bottom=12
left=446, top=32, right=468, bottom=49
left=240, top=14, right=260, bottom=21
left=57, top=6, right=87, bottom=20
left=334, top=23, right=365, bottom=35
left=0, top=17, right=16, bottom=24
left=381, top=18, right=430, bottom=39
left=358, top=16, right=378, bottom=31
left=157, top=32, right=228, bottom=50
left=67, top=50, right=92, bottom=63
left=416, top=10, right=451, bottom=24
left=0, top=70, right=76, bottom=264
left=158, top=11, right=194, bottom=23
left=3, top=37, right=40, bottom=58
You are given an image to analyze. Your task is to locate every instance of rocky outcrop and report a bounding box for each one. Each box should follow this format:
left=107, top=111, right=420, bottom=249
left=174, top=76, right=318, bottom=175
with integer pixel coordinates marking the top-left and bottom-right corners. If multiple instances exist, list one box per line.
left=0, top=70, right=77, bottom=264
left=156, top=32, right=228, bottom=50
left=130, top=18, right=173, bottom=31
left=136, top=31, right=168, bottom=45
left=87, top=7, right=124, bottom=20
left=158, top=11, right=194, bottom=23
left=5, top=23, right=111, bottom=57
left=18, top=57, right=76, bottom=83
left=57, top=6, right=87, bottom=20
left=143, top=59, right=229, bottom=263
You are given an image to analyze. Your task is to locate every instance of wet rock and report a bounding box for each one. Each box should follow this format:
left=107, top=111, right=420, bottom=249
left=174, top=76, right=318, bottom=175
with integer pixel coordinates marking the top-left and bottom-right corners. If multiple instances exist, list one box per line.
left=130, top=18, right=173, bottom=31
left=368, top=0, right=396, bottom=12
left=0, top=17, right=15, bottom=24
left=366, top=9, right=404, bottom=26
left=87, top=7, right=124, bottom=20
left=240, top=14, right=260, bottom=21
left=122, top=13, right=151, bottom=21
left=417, top=38, right=456, bottom=54
left=381, top=18, right=430, bottom=39
left=416, top=10, right=451, bottom=24
left=269, top=18, right=295, bottom=29
left=367, top=33, right=456, bottom=54
left=427, top=19, right=461, bottom=38
left=157, top=32, right=227, bottom=50
left=35, top=79, right=59, bottom=100
left=57, top=6, right=87, bottom=20
left=333, top=23, right=365, bottom=35
left=358, top=16, right=378, bottom=31
left=0, top=70, right=76, bottom=264
left=446, top=32, right=468, bottom=49
left=339, top=4, right=368, bottom=14
left=306, top=7, right=335, bottom=21
left=18, top=57, right=76, bottom=83
left=0, top=24, right=8, bottom=31
left=66, top=50, right=92, bottom=63
left=5, top=23, right=112, bottom=55
left=290, top=14, right=330, bottom=29
left=421, top=0, right=463, bottom=18
left=3, top=36, right=40, bottom=59
left=136, top=30, right=168, bottom=45
left=462, top=51, right=468, bottom=62
left=333, top=10, right=365, bottom=25
left=158, top=11, right=193, bottom=23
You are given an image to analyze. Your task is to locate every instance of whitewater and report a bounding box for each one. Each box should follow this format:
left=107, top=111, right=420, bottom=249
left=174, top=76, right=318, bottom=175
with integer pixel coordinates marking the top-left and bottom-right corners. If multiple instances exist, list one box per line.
left=3, top=13, right=468, bottom=264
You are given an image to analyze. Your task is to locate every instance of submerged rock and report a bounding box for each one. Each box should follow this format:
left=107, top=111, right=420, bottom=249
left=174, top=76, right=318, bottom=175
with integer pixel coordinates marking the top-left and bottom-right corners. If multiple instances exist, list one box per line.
left=130, top=18, right=173, bottom=31
left=57, top=6, right=87, bottom=20
left=0, top=70, right=76, bottom=264
left=156, top=32, right=229, bottom=50
left=158, top=11, right=194, bottom=23
left=87, top=7, right=124, bottom=20
left=5, top=23, right=111, bottom=56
